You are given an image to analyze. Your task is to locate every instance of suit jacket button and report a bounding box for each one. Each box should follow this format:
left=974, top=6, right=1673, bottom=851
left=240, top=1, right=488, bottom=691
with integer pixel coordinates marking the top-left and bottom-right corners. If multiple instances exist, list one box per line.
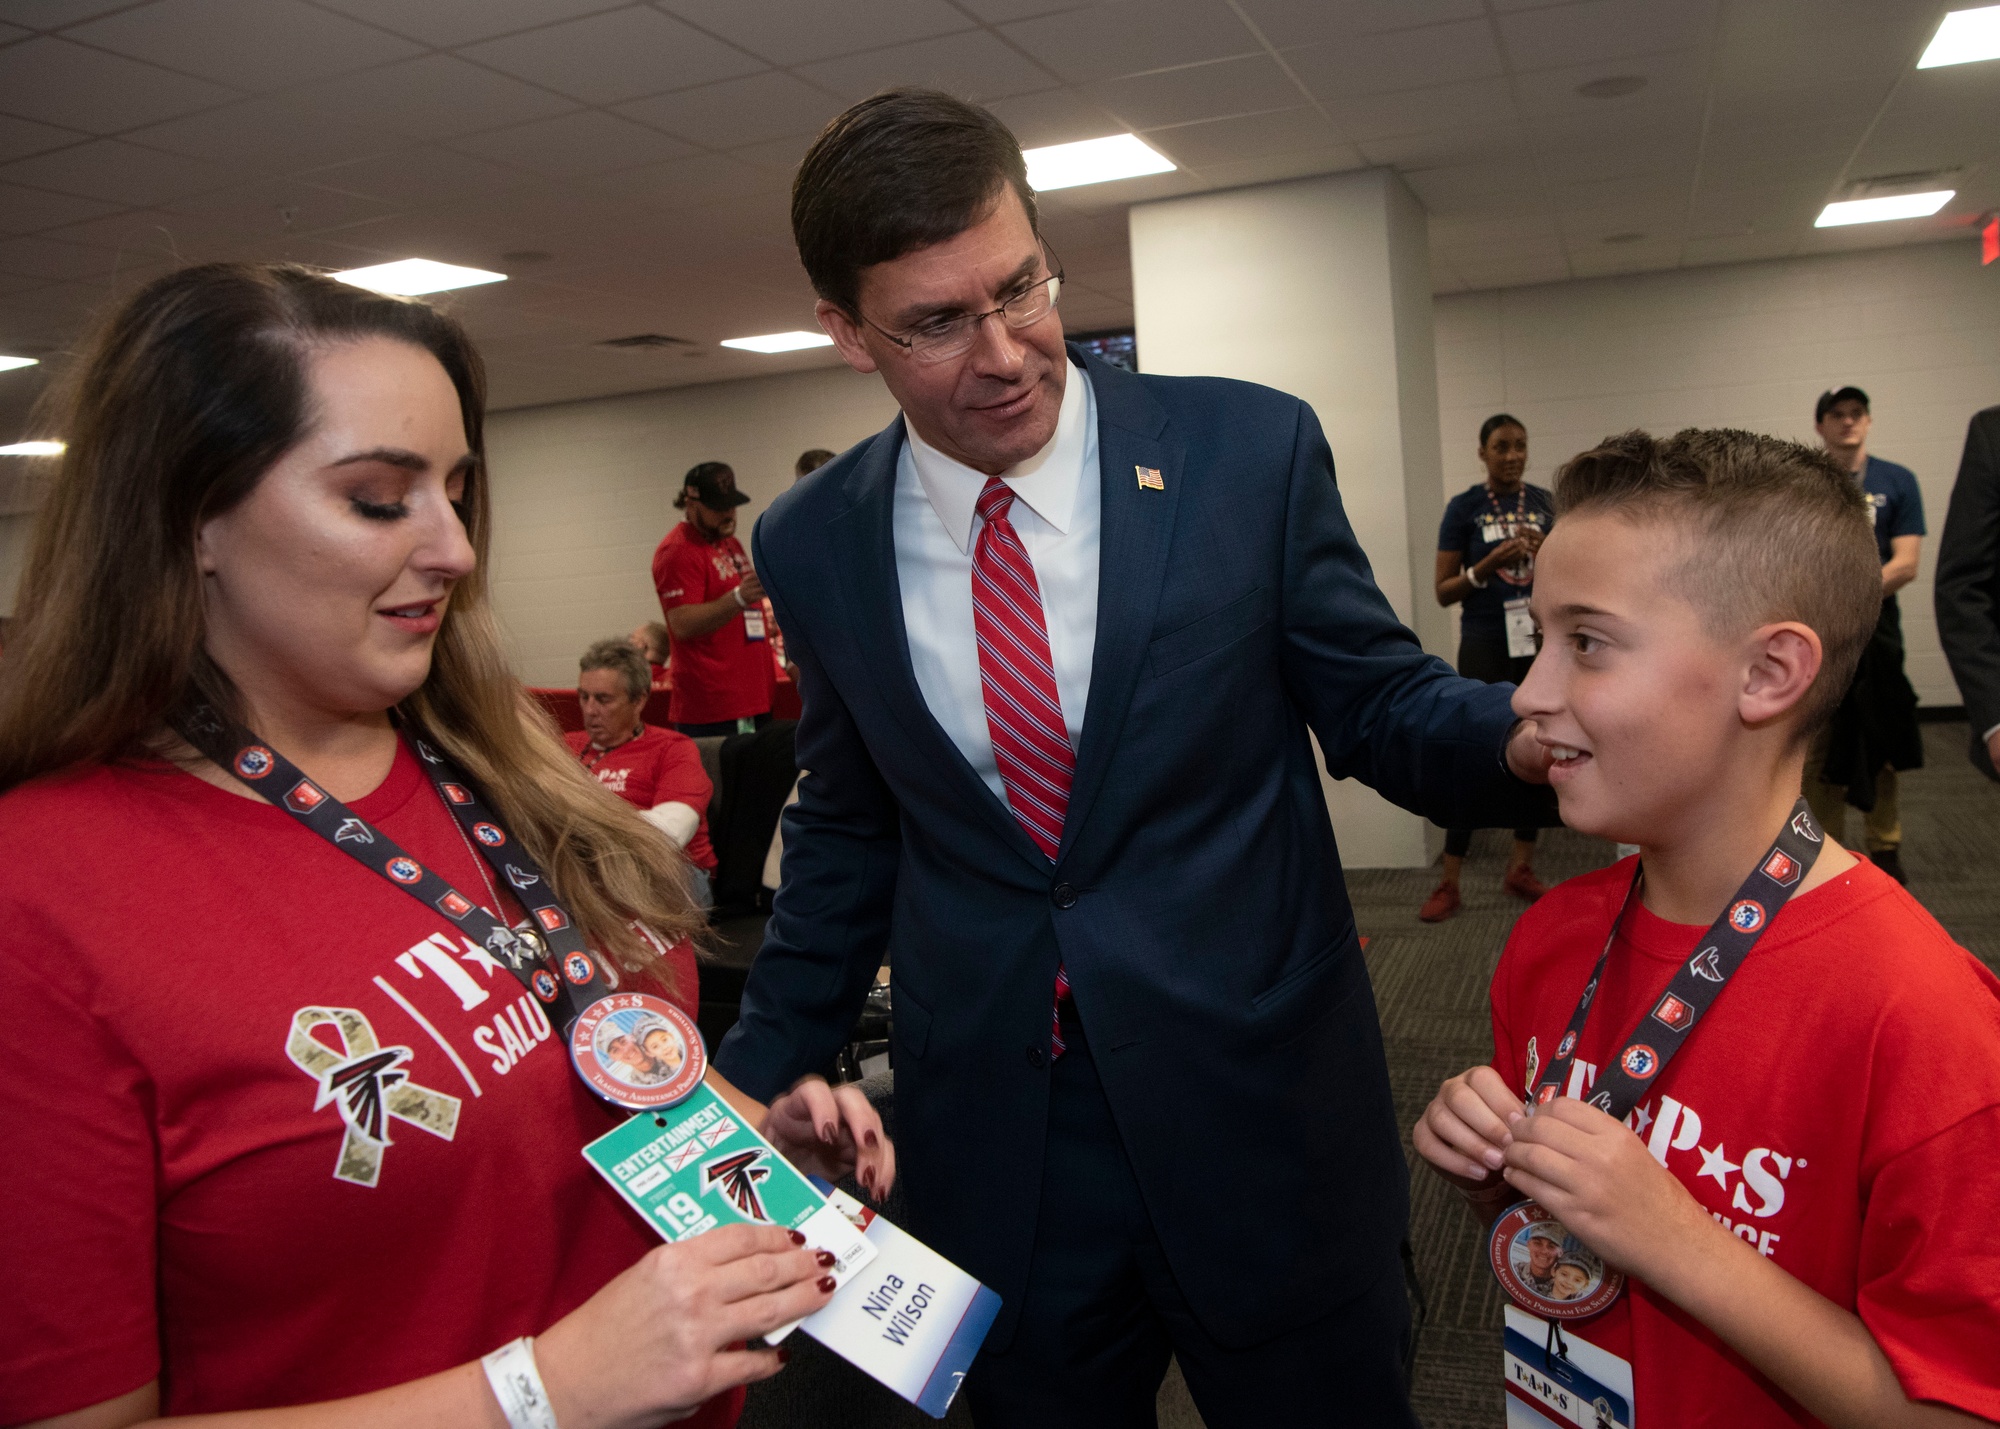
left=1025, top=1045, right=1046, bottom=1068
left=1051, top=882, right=1078, bottom=909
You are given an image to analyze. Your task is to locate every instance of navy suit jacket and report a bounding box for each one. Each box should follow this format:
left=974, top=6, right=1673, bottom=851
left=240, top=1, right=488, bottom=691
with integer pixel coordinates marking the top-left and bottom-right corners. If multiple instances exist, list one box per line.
left=716, top=348, right=1549, bottom=1348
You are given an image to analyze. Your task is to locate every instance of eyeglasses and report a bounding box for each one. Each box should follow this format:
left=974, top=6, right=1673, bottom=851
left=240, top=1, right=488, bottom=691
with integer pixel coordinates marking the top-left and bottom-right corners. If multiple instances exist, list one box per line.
left=862, top=251, right=1065, bottom=365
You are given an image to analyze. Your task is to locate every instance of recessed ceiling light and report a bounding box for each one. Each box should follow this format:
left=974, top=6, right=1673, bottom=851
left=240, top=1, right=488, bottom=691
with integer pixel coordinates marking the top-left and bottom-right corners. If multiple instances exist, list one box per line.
left=1576, top=75, right=1647, bottom=99
left=0, top=440, right=63, bottom=456
left=1815, top=191, right=1954, bottom=226
left=1023, top=134, right=1175, bottom=192
left=332, top=259, right=507, bottom=296
left=1918, top=5, right=2000, bottom=67
left=720, top=331, right=834, bottom=353
left=0, top=356, right=38, bottom=373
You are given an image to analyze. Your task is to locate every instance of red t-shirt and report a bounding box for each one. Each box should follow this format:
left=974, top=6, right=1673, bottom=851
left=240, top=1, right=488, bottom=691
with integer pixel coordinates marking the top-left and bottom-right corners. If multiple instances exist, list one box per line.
left=652, top=522, right=774, bottom=725
left=565, top=724, right=716, bottom=873
left=0, top=743, right=738, bottom=1428
left=1489, top=858, right=2000, bottom=1425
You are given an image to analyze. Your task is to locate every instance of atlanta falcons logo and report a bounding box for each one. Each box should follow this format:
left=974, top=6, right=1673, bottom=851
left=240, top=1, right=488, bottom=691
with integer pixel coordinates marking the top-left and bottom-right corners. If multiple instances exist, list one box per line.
left=701, top=1149, right=774, bottom=1222
left=1688, top=946, right=1724, bottom=982
left=486, top=925, right=531, bottom=968
left=334, top=818, right=374, bottom=846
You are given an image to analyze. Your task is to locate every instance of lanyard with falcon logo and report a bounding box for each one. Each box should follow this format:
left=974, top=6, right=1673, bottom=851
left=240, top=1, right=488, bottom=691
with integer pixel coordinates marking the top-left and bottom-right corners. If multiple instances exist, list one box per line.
left=1491, top=798, right=1824, bottom=1321
left=175, top=703, right=707, bottom=1112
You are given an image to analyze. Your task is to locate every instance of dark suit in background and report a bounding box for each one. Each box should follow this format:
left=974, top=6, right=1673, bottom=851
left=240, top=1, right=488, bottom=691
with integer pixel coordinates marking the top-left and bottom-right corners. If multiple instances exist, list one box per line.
left=715, top=349, right=1549, bottom=1420
left=1936, top=405, right=2000, bottom=780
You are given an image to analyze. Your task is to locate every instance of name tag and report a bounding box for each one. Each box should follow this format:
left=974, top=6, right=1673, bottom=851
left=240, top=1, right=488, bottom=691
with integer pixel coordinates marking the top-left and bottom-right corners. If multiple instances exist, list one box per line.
left=1504, top=597, right=1538, bottom=659
left=742, top=606, right=767, bottom=641
left=1502, top=1306, right=1635, bottom=1429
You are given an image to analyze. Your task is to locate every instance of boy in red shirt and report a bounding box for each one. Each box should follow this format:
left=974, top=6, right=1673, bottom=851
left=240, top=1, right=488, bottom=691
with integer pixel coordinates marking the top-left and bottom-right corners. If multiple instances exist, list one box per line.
left=566, top=639, right=717, bottom=897
left=1416, top=429, right=2000, bottom=1428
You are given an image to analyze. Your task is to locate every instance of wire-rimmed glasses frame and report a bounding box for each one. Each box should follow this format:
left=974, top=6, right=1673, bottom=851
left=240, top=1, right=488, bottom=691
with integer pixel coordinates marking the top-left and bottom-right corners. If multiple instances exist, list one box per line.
left=858, top=247, right=1065, bottom=365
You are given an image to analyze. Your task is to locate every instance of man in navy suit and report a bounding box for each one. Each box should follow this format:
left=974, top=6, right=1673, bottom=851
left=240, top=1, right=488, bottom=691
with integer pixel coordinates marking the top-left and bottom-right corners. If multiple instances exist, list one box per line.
left=714, top=90, right=1554, bottom=1426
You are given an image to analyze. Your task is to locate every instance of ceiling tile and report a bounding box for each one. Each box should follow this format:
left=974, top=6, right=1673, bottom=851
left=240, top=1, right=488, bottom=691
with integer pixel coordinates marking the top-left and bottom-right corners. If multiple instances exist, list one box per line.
left=1496, top=0, right=1718, bottom=73
left=309, top=0, right=630, bottom=48
left=0, top=180, right=119, bottom=234
left=0, top=232, right=130, bottom=281
left=796, top=29, right=1059, bottom=104
left=0, top=20, right=23, bottom=39
left=984, top=87, right=1128, bottom=148
left=49, top=204, right=250, bottom=259
left=127, top=94, right=403, bottom=171
left=1089, top=53, right=1303, bottom=132
left=161, top=176, right=396, bottom=231
left=0, top=0, right=130, bottom=28
left=586, top=151, right=780, bottom=212
left=449, top=110, right=697, bottom=177
left=1286, top=20, right=1504, bottom=101
left=1181, top=146, right=1364, bottom=191
left=1237, top=0, right=1483, bottom=49
left=1320, top=76, right=1517, bottom=143
left=1143, top=106, right=1343, bottom=167
left=1402, top=160, right=1543, bottom=217
left=656, top=0, right=973, bottom=69
left=463, top=8, right=765, bottom=106
left=0, top=138, right=233, bottom=204
left=0, top=36, right=241, bottom=134
left=65, top=0, right=423, bottom=91
left=616, top=72, right=846, bottom=151
left=999, top=1, right=1260, bottom=85
left=288, top=55, right=581, bottom=141
left=0, top=112, right=87, bottom=163
left=1510, top=47, right=1709, bottom=121
left=306, top=147, right=537, bottom=208
left=1361, top=125, right=1530, bottom=169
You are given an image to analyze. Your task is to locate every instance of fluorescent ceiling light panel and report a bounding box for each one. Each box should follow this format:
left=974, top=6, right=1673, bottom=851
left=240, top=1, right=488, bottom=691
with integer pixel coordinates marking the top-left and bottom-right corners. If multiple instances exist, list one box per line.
left=720, top=331, right=834, bottom=353
left=0, top=356, right=38, bottom=372
left=1024, top=134, right=1175, bottom=192
left=332, top=259, right=507, bottom=296
left=1814, top=191, right=1955, bottom=226
left=0, top=440, right=64, bottom=456
left=1918, top=6, right=2000, bottom=67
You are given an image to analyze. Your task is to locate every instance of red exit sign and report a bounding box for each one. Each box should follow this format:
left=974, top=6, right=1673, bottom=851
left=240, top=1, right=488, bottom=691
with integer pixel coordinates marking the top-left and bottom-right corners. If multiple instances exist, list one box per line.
left=1986, top=214, right=1999, bottom=266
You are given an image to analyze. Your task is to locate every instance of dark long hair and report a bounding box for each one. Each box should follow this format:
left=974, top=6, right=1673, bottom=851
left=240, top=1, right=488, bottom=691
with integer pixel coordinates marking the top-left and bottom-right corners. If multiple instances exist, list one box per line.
left=0, top=262, right=701, bottom=972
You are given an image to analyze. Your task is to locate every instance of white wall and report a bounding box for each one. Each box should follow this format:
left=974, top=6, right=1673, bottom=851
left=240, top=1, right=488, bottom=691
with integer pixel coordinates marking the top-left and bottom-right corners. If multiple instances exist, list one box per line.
left=1433, top=240, right=2000, bottom=707
left=484, top=363, right=898, bottom=687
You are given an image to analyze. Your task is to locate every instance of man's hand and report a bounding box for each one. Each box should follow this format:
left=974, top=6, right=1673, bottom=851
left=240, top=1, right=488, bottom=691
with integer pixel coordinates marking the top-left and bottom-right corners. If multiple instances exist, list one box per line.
left=1506, top=719, right=1554, bottom=783
left=1414, top=1064, right=1523, bottom=1190
left=1500, top=1095, right=1709, bottom=1281
left=736, top=569, right=766, bottom=606
left=761, top=1075, right=896, bottom=1201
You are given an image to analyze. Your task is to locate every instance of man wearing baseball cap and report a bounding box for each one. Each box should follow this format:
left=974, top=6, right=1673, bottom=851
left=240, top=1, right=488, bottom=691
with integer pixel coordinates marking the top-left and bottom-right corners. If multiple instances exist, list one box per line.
left=1807, top=387, right=1926, bottom=883
left=652, top=461, right=775, bottom=735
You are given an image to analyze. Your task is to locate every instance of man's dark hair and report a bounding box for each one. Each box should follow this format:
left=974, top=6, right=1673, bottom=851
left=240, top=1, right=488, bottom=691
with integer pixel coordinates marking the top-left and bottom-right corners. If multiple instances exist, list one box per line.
left=795, top=448, right=834, bottom=477
left=793, top=89, right=1038, bottom=314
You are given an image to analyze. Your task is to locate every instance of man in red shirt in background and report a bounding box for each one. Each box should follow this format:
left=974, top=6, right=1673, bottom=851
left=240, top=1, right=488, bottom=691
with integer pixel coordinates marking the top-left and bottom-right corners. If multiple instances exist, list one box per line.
left=566, top=639, right=717, bottom=905
left=652, top=462, right=775, bottom=736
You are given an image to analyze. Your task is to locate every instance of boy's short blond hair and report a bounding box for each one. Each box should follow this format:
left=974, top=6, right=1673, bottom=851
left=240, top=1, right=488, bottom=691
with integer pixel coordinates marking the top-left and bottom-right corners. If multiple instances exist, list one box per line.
left=1554, top=428, right=1880, bottom=738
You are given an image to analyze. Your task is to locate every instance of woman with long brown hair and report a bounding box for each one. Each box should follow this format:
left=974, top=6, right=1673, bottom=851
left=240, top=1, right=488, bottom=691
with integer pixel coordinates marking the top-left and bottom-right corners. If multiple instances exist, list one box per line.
left=0, top=263, right=892, bottom=1429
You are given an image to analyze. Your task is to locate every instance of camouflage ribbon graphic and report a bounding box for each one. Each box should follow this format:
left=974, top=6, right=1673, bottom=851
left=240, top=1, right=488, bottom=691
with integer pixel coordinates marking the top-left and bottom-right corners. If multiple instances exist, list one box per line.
left=287, top=1006, right=461, bottom=1187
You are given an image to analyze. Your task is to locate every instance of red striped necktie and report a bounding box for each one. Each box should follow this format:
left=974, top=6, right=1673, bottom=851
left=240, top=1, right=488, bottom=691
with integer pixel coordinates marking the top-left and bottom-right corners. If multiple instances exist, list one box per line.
left=972, top=478, right=1076, bottom=1056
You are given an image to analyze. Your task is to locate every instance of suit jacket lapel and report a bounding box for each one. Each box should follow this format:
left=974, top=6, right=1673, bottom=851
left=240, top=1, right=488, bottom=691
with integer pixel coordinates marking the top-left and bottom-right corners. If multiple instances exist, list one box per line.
left=828, top=417, right=1050, bottom=871
left=1060, top=353, right=1185, bottom=863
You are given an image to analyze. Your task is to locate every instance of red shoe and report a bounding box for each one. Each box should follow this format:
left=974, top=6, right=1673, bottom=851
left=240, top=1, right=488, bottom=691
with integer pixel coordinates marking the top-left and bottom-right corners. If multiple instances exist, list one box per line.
left=1504, top=864, right=1549, bottom=902
left=1419, top=882, right=1461, bottom=922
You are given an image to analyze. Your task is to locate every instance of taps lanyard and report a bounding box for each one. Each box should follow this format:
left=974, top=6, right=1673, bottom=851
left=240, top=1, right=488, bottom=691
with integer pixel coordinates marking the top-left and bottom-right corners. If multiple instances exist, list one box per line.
left=174, top=703, right=707, bottom=1112
left=1489, top=798, right=1826, bottom=1322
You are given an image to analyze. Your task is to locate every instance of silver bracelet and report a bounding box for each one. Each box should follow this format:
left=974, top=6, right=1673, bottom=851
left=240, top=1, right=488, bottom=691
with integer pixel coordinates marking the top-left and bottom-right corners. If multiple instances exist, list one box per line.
left=1464, top=564, right=1488, bottom=589
left=482, top=1337, right=560, bottom=1429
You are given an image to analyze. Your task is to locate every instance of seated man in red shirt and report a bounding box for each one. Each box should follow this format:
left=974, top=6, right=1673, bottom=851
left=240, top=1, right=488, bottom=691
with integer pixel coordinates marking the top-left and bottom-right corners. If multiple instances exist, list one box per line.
left=567, top=639, right=718, bottom=905
left=1415, top=429, right=2000, bottom=1427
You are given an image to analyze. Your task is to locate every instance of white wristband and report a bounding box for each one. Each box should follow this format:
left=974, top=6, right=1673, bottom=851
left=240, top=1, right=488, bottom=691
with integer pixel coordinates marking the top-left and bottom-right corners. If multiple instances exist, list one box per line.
left=482, top=1337, right=560, bottom=1429
left=1464, top=564, right=1488, bottom=589
left=732, top=585, right=747, bottom=608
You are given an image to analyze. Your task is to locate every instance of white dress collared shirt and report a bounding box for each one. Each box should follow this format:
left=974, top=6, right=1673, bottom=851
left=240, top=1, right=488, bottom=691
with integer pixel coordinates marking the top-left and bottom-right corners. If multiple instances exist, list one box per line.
left=893, top=363, right=1101, bottom=806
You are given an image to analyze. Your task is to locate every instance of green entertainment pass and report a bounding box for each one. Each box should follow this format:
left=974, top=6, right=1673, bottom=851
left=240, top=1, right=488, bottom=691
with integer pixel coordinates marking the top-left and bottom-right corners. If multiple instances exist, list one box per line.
left=583, top=1085, right=828, bottom=1239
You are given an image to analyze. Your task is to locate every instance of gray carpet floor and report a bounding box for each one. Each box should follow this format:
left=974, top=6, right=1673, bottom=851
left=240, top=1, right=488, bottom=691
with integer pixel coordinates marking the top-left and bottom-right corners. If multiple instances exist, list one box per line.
left=743, top=722, right=1999, bottom=1427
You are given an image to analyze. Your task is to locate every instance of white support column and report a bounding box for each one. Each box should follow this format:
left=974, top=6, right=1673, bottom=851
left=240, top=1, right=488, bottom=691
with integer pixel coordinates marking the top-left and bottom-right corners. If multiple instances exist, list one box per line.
left=1129, top=168, right=1447, bottom=868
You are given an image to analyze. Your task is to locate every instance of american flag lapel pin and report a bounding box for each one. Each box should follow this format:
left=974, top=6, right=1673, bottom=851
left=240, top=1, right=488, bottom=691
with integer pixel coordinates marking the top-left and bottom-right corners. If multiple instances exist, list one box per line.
left=1135, top=465, right=1164, bottom=490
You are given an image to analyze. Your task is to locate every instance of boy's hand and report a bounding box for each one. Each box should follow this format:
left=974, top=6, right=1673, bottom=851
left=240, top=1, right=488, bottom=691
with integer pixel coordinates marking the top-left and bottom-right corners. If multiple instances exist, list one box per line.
left=1501, top=1096, right=1709, bottom=1279
left=1415, top=1065, right=1524, bottom=1189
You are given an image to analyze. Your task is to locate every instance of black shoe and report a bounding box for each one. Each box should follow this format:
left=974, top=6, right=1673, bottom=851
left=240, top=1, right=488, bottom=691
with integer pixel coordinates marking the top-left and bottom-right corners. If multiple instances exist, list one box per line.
left=1870, top=848, right=1907, bottom=886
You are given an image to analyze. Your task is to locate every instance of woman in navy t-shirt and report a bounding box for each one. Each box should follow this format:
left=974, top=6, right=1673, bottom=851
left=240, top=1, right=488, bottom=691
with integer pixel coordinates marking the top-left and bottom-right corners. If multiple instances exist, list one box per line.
left=1423, top=413, right=1557, bottom=922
